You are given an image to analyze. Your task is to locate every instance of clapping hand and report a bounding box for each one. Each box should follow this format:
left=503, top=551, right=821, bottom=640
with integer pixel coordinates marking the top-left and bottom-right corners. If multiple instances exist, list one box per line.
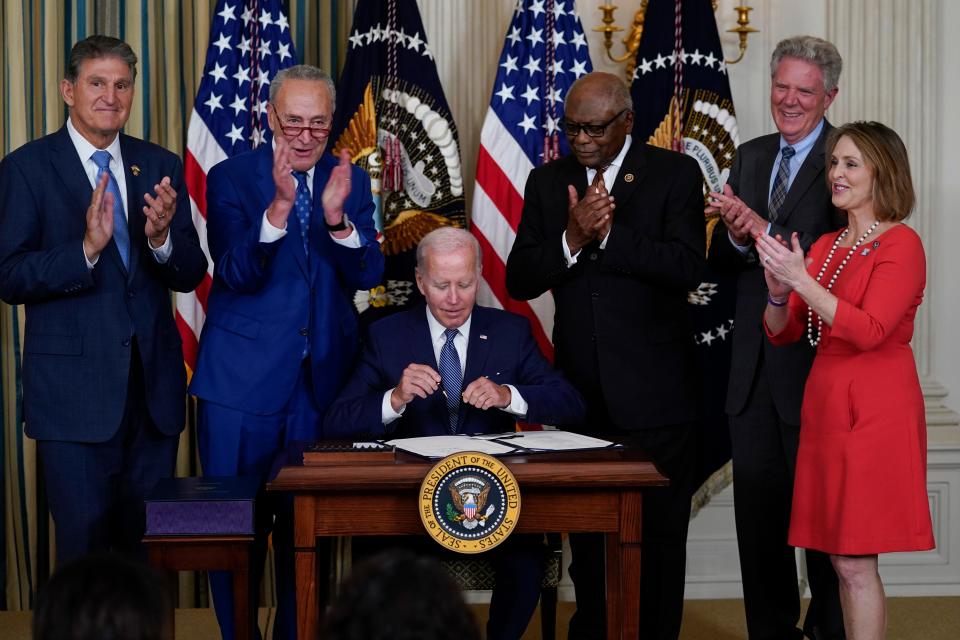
left=143, top=177, right=177, bottom=248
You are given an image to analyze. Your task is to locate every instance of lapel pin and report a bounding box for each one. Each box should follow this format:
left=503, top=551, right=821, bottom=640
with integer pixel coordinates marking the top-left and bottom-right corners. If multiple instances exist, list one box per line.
left=131, top=165, right=141, bottom=176
left=861, top=248, right=871, bottom=256
left=873, top=240, right=880, bottom=249
left=623, top=173, right=635, bottom=183
left=479, top=334, right=488, bottom=340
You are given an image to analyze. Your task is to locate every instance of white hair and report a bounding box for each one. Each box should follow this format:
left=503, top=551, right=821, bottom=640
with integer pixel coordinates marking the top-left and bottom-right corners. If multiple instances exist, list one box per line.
left=415, top=227, right=481, bottom=275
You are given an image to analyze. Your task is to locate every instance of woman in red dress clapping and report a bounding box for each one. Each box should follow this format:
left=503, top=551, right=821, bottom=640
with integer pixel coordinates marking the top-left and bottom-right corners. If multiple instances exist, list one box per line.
left=756, top=121, right=934, bottom=640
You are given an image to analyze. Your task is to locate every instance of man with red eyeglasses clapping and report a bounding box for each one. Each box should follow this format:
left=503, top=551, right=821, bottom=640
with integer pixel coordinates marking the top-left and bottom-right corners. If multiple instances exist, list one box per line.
left=190, top=64, right=384, bottom=640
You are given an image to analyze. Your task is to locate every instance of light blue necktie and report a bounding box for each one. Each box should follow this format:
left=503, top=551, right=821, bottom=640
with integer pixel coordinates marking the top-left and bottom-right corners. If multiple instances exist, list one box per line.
left=439, top=328, right=462, bottom=434
left=91, top=150, right=130, bottom=268
left=292, top=171, right=311, bottom=258
left=768, top=146, right=796, bottom=222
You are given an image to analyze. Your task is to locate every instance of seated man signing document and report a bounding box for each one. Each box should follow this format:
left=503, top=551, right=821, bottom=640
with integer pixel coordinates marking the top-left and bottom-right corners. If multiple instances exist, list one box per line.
left=324, top=227, right=585, bottom=640
left=325, top=227, right=585, bottom=439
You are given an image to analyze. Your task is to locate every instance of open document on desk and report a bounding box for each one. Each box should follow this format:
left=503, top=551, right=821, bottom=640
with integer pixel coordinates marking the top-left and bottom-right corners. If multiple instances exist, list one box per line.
left=384, top=430, right=620, bottom=459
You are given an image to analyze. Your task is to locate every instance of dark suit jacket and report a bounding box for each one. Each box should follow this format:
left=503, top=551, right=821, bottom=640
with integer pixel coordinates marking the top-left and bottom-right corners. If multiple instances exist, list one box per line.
left=505, top=141, right=705, bottom=431
left=189, top=145, right=384, bottom=440
left=709, top=124, right=842, bottom=423
left=324, top=305, right=586, bottom=438
left=0, top=125, right=208, bottom=442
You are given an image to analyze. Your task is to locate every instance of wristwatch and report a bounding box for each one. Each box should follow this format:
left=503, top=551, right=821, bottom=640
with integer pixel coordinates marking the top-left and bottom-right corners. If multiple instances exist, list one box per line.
left=325, top=213, right=349, bottom=232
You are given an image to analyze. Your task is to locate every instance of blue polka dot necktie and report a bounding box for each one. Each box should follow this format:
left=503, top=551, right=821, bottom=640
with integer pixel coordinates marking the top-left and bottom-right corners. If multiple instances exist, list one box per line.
left=768, top=145, right=796, bottom=222
left=91, top=150, right=130, bottom=269
left=292, top=171, right=311, bottom=258
left=439, top=328, right=462, bottom=434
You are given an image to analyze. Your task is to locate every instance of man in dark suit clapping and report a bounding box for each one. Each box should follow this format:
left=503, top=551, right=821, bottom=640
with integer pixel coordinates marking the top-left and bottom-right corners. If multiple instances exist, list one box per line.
left=0, top=36, right=207, bottom=564
left=506, top=71, right=706, bottom=640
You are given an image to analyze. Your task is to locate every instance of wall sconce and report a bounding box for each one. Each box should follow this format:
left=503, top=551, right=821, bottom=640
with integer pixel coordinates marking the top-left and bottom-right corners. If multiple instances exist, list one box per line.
left=594, top=1, right=758, bottom=80
left=726, top=2, right=759, bottom=65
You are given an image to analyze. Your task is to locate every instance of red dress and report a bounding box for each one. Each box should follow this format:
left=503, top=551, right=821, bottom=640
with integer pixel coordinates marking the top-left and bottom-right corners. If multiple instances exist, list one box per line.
left=767, top=223, right=935, bottom=555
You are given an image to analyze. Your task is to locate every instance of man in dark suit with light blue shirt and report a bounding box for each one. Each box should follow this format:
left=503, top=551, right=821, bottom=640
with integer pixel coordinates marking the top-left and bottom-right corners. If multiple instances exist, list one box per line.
left=0, top=36, right=208, bottom=565
left=707, top=36, right=845, bottom=640
left=189, top=65, right=384, bottom=640
left=325, top=227, right=585, bottom=639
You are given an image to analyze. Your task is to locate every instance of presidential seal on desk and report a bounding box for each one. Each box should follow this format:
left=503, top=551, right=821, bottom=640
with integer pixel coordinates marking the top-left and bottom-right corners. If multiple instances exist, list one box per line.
left=419, top=452, right=521, bottom=553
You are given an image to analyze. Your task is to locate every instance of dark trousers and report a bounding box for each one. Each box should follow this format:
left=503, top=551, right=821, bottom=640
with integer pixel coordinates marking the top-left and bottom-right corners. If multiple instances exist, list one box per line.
left=38, top=343, right=179, bottom=566
left=353, top=535, right=546, bottom=640
left=730, top=359, right=843, bottom=640
left=198, top=361, right=323, bottom=640
left=567, top=421, right=697, bottom=640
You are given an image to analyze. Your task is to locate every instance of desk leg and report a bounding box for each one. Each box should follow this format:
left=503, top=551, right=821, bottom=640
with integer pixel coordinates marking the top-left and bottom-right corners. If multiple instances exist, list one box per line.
left=232, top=564, right=254, bottom=640
left=296, top=549, right=319, bottom=639
left=614, top=490, right=643, bottom=639
left=605, top=532, right=622, bottom=640
left=294, top=494, right=321, bottom=639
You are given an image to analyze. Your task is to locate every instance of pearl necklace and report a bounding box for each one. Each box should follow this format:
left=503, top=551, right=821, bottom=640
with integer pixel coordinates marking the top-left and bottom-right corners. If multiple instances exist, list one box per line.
left=806, top=220, right=881, bottom=347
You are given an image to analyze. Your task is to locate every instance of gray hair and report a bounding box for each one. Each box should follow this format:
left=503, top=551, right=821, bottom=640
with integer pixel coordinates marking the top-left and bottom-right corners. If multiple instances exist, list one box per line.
left=416, top=227, right=481, bottom=275
left=66, top=35, right=138, bottom=83
left=770, top=36, right=842, bottom=93
left=269, top=65, right=337, bottom=104
left=568, top=72, right=633, bottom=112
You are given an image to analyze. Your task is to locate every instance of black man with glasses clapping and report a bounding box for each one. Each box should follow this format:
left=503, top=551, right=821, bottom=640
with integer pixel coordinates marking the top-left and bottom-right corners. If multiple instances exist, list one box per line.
left=506, top=71, right=705, bottom=640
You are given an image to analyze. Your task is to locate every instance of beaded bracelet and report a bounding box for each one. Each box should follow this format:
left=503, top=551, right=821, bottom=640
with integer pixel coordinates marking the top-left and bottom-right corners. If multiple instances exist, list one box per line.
left=767, top=294, right=788, bottom=307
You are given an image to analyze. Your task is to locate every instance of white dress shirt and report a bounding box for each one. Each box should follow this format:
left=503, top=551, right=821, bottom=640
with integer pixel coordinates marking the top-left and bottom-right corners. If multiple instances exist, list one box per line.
left=380, top=308, right=529, bottom=424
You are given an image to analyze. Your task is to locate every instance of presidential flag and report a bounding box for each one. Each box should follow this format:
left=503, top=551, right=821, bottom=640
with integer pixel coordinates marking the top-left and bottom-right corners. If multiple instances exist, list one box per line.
left=630, top=0, right=738, bottom=499
left=176, top=0, right=297, bottom=376
left=471, top=0, right=593, bottom=358
left=331, top=0, right=465, bottom=321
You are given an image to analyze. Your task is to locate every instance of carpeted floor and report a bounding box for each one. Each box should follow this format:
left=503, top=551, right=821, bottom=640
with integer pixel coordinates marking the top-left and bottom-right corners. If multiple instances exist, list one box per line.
left=2, top=597, right=957, bottom=639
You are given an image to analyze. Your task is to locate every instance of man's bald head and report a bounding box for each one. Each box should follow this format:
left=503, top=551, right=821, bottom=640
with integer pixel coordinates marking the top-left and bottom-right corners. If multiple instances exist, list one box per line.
left=566, top=72, right=633, bottom=113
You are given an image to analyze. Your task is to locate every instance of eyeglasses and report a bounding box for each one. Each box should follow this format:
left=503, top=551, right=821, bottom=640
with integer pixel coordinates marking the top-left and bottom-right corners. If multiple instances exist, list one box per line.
left=277, top=121, right=331, bottom=140
left=559, top=108, right=629, bottom=138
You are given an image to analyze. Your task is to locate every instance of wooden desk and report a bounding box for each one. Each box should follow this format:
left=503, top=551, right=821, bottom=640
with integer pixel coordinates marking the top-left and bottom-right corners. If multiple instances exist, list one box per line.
left=268, top=447, right=668, bottom=640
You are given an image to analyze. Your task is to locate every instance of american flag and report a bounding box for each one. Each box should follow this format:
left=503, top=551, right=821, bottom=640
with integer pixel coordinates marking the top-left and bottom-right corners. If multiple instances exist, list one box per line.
left=470, top=0, right=592, bottom=358
left=176, top=0, right=297, bottom=376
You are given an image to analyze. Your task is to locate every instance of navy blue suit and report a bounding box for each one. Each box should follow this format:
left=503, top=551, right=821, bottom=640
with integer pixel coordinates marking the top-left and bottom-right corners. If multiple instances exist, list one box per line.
left=190, top=144, right=384, bottom=640
left=325, top=304, right=585, bottom=640
left=325, top=305, right=585, bottom=439
left=0, top=125, right=207, bottom=562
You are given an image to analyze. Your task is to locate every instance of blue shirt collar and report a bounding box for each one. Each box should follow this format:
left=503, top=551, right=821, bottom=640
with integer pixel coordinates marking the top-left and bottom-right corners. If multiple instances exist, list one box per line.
left=779, top=118, right=824, bottom=156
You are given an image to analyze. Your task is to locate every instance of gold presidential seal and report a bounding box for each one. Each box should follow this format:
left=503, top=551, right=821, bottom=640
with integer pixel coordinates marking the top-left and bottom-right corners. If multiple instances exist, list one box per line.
left=418, top=451, right=521, bottom=554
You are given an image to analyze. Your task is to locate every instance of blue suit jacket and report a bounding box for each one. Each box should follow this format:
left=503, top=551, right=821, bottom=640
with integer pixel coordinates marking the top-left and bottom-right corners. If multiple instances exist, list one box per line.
left=189, top=145, right=384, bottom=439
left=324, top=305, right=586, bottom=439
left=0, top=125, right=208, bottom=442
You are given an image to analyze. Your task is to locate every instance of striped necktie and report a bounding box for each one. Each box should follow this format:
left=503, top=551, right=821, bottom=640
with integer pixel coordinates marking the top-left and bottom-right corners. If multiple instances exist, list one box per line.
left=768, top=146, right=796, bottom=222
